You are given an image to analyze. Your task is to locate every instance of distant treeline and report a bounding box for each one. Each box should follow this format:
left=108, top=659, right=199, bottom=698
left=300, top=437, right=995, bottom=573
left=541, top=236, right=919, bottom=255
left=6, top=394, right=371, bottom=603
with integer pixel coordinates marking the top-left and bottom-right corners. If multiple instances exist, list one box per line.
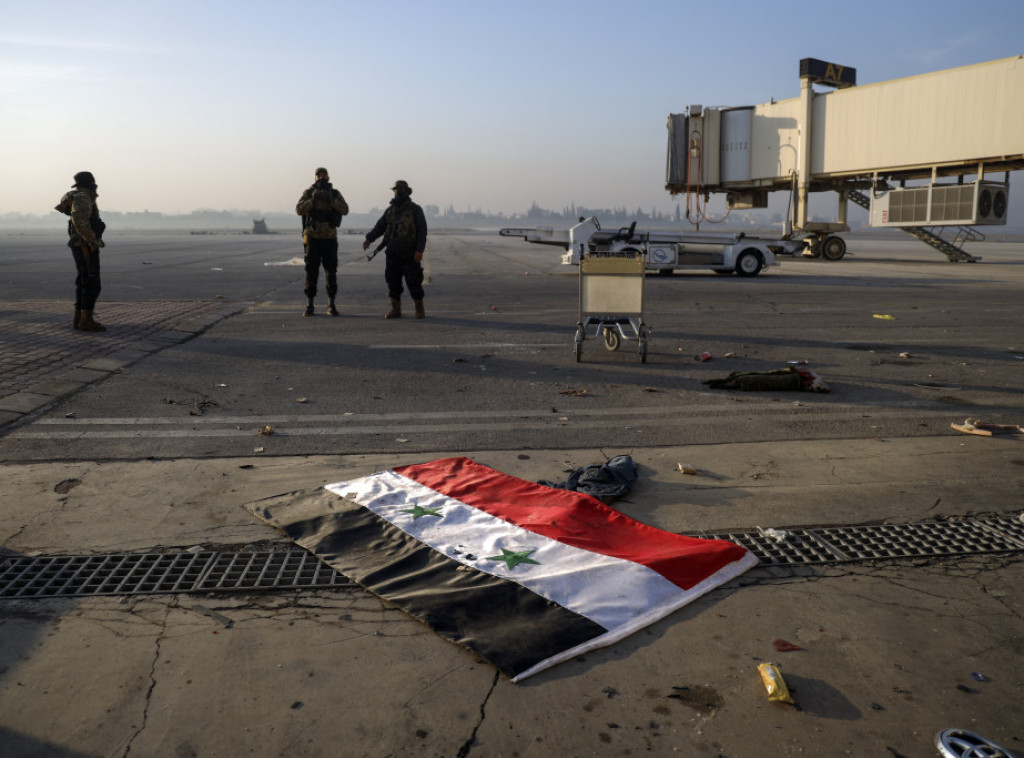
left=0, top=201, right=692, bottom=232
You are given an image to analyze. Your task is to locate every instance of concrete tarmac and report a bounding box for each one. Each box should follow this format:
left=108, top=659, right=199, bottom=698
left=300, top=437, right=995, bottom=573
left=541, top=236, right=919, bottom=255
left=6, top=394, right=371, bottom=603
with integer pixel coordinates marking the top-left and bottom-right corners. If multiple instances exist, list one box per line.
left=1, top=232, right=1023, bottom=757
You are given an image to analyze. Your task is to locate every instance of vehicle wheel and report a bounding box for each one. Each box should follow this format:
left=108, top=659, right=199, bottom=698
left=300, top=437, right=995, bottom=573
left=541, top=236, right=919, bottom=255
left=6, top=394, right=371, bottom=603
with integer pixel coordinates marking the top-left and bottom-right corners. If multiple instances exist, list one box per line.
left=821, top=235, right=847, bottom=261
left=713, top=268, right=733, bottom=275
left=639, top=339, right=648, bottom=363
left=735, top=250, right=763, bottom=277
left=603, top=326, right=620, bottom=352
left=574, top=340, right=582, bottom=362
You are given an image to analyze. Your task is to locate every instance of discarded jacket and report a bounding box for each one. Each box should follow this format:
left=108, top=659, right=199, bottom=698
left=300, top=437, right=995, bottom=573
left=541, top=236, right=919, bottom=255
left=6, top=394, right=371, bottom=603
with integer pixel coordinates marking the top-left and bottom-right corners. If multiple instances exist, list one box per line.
left=539, top=454, right=639, bottom=504
left=703, top=366, right=830, bottom=393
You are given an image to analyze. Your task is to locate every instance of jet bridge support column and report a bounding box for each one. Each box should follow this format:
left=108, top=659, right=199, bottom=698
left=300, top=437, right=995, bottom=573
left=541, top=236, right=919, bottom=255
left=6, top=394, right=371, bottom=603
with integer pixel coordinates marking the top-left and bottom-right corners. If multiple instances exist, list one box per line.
left=795, top=77, right=814, bottom=231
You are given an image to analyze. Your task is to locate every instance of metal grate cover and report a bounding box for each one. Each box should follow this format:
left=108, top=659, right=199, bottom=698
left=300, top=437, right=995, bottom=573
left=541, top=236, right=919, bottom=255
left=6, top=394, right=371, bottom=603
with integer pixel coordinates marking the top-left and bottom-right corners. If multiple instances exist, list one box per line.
left=2, top=515, right=1023, bottom=599
left=0, top=550, right=353, bottom=599
left=700, top=514, right=1024, bottom=566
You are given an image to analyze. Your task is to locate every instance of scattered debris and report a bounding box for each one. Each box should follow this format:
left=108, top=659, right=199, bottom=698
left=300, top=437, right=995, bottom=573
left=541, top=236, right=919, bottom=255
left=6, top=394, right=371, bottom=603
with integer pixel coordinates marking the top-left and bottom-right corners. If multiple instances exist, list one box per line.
left=559, top=388, right=589, bottom=396
left=970, top=671, right=987, bottom=682
left=873, top=314, right=895, bottom=320
left=64, top=412, right=76, bottom=418
left=934, top=729, right=1015, bottom=758
left=396, top=438, right=409, bottom=443
left=724, top=352, right=735, bottom=358
left=258, top=425, right=275, bottom=436
left=757, top=663, right=795, bottom=705
left=695, top=352, right=712, bottom=362
left=190, top=604, right=234, bottom=628
left=772, top=638, right=802, bottom=652
left=899, top=352, right=911, bottom=359
left=704, top=366, right=830, bottom=393
left=296, top=397, right=308, bottom=404
left=254, top=446, right=264, bottom=454
left=786, top=360, right=808, bottom=365
left=951, top=418, right=1024, bottom=436
left=677, top=463, right=697, bottom=476
left=539, top=455, right=638, bottom=505
left=757, top=526, right=790, bottom=543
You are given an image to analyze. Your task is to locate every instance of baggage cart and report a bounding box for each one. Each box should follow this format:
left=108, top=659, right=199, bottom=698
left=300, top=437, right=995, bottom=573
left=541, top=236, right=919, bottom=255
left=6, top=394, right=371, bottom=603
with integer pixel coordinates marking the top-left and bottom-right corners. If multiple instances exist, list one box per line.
left=574, top=251, right=650, bottom=363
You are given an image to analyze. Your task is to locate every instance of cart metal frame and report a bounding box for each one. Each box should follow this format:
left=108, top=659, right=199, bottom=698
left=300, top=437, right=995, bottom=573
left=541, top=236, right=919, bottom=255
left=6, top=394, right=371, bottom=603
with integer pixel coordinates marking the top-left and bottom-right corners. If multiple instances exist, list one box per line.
left=574, top=251, right=650, bottom=362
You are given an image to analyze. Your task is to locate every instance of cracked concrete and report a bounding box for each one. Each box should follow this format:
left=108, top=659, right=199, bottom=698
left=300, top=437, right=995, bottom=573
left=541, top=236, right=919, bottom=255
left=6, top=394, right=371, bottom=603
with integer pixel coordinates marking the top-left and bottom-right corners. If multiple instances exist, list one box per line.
left=1, top=443, right=1022, bottom=756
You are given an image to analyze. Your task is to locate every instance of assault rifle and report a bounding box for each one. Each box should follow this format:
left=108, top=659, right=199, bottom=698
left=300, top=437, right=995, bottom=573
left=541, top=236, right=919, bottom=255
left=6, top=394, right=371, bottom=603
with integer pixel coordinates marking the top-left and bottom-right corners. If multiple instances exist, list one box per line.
left=366, top=240, right=386, bottom=261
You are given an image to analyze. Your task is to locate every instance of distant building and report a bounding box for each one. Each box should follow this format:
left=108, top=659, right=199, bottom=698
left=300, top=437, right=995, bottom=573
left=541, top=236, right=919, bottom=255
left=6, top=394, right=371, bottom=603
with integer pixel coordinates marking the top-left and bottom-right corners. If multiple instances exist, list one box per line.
left=252, top=218, right=268, bottom=234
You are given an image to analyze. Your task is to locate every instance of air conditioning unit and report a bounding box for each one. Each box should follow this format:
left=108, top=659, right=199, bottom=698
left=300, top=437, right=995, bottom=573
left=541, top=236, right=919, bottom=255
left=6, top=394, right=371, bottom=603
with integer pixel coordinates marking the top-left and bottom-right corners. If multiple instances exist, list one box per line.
left=869, top=181, right=1009, bottom=227
left=976, top=182, right=1009, bottom=224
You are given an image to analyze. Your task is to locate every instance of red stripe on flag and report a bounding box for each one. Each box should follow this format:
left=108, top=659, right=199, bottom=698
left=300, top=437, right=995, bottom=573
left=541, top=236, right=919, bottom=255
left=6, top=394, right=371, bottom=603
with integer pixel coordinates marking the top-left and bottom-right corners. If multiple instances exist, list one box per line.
left=393, top=457, right=750, bottom=590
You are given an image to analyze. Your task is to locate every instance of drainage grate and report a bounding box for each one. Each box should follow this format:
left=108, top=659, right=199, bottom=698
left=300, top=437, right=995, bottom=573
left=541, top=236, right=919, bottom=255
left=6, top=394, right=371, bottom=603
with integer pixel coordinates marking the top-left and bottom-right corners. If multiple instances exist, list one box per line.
left=3, top=515, right=1023, bottom=598
left=698, top=514, right=1024, bottom=566
left=0, top=550, right=354, bottom=599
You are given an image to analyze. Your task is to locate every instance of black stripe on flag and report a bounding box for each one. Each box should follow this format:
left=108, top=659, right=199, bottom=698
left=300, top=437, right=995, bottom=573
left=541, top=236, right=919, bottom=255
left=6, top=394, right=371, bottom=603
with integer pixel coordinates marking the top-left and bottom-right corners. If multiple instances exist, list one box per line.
left=266, top=489, right=607, bottom=679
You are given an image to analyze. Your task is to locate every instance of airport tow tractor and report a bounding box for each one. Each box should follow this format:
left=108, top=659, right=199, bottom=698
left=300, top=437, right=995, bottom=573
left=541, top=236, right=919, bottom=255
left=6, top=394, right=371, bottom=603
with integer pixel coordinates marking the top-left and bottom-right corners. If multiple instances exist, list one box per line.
left=500, top=216, right=803, bottom=276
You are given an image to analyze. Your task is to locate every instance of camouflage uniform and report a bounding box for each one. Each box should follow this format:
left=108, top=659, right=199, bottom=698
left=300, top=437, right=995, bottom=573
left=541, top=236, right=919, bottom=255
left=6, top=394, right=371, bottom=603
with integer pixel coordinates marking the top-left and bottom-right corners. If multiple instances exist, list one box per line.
left=365, top=181, right=428, bottom=318
left=295, top=169, right=349, bottom=315
left=55, top=173, right=106, bottom=330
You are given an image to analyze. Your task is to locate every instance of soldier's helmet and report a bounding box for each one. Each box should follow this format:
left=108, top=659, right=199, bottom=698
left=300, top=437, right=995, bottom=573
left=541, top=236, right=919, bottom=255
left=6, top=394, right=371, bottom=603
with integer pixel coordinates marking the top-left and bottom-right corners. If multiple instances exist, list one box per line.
left=72, top=171, right=97, bottom=189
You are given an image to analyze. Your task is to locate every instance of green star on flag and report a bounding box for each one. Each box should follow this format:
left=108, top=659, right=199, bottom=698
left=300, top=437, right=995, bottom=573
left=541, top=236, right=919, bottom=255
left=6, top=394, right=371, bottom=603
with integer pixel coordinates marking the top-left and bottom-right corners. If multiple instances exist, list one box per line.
left=487, top=548, right=541, bottom=571
left=403, top=504, right=443, bottom=519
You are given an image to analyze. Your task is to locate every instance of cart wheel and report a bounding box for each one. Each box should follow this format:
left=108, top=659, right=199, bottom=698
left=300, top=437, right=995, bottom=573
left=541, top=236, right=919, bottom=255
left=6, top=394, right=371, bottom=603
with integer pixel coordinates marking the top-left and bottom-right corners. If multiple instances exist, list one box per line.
left=574, top=338, right=582, bottom=362
left=603, top=326, right=620, bottom=352
left=639, top=339, right=648, bottom=363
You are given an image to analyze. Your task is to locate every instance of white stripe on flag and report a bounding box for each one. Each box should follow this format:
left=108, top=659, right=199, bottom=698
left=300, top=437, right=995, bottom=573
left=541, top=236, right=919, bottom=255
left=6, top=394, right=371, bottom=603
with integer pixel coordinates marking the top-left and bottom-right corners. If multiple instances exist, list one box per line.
left=326, top=470, right=751, bottom=636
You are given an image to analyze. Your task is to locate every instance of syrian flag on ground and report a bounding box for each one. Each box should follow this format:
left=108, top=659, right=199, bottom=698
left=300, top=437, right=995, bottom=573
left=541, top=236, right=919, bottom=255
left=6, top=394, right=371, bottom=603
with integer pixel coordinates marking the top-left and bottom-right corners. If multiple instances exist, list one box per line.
left=249, top=456, right=758, bottom=682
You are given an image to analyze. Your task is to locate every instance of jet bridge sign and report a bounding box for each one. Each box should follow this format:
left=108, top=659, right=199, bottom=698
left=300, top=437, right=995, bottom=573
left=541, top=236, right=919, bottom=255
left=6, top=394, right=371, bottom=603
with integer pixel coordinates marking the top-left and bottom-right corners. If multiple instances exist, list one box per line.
left=799, top=58, right=856, bottom=88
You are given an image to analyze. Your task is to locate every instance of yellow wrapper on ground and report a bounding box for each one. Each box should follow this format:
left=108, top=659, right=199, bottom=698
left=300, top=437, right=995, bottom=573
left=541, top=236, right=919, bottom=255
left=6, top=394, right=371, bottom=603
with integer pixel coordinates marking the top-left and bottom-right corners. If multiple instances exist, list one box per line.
left=757, top=662, right=795, bottom=704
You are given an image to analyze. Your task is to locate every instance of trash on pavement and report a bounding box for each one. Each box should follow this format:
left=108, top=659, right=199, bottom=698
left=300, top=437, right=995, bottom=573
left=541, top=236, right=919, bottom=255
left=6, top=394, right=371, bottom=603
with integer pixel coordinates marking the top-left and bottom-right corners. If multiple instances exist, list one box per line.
left=258, top=425, right=274, bottom=436
left=677, top=463, right=697, bottom=475
left=695, top=352, right=712, bottom=362
left=757, top=663, right=795, bottom=705
left=703, top=366, right=830, bottom=393
left=934, top=728, right=1016, bottom=758
left=951, top=418, right=1024, bottom=436
left=757, top=526, right=790, bottom=543
left=539, top=454, right=638, bottom=504
left=873, top=314, right=895, bottom=320
left=190, top=604, right=234, bottom=628
left=773, top=638, right=802, bottom=652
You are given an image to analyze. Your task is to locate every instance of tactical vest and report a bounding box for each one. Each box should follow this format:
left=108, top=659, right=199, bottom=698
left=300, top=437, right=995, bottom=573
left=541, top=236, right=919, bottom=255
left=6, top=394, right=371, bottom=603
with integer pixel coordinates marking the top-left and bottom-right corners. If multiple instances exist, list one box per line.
left=65, top=192, right=105, bottom=243
left=386, top=202, right=416, bottom=246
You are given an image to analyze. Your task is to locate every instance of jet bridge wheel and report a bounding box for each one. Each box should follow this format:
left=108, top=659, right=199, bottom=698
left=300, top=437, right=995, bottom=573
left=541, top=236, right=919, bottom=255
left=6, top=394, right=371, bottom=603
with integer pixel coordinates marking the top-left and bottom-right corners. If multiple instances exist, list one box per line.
left=821, top=235, right=847, bottom=261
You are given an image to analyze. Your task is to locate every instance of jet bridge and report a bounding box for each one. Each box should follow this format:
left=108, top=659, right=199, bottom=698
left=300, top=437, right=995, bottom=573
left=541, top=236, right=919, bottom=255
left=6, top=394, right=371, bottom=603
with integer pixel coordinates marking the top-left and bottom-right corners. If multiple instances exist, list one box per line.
left=666, top=55, right=1024, bottom=261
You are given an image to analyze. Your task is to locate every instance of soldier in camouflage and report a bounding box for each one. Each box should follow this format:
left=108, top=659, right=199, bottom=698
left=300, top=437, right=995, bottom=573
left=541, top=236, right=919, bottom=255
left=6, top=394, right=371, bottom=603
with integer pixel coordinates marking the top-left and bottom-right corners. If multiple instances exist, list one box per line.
left=362, top=180, right=428, bottom=319
left=295, top=167, right=349, bottom=316
left=55, top=171, right=107, bottom=332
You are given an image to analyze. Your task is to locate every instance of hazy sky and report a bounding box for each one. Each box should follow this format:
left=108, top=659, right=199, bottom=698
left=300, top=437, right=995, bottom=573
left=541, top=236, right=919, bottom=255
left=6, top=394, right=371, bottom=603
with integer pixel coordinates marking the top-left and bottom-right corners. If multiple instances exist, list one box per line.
left=2, top=1, right=1023, bottom=217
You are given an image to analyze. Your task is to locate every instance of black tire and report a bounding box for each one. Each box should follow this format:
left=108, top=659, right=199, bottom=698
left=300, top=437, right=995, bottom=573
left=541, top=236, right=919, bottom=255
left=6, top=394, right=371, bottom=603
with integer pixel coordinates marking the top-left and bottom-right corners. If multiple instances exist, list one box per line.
left=735, top=250, right=763, bottom=277
left=821, top=235, right=847, bottom=261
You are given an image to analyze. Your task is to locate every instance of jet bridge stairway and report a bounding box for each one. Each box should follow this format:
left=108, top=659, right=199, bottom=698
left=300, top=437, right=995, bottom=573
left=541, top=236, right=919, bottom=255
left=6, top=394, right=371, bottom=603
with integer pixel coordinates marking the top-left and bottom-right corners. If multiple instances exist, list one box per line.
left=847, top=190, right=982, bottom=262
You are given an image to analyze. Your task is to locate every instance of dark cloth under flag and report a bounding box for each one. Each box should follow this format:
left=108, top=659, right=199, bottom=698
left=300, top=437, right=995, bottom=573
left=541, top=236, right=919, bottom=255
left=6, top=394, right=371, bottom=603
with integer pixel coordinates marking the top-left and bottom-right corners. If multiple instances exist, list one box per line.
left=247, top=456, right=757, bottom=682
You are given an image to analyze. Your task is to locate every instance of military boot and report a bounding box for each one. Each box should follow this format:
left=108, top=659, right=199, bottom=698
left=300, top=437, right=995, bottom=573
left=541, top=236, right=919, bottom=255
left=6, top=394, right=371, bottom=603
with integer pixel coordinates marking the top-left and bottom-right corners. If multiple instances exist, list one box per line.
left=303, top=298, right=314, bottom=317
left=326, top=298, right=338, bottom=317
left=78, top=310, right=106, bottom=332
left=385, top=299, right=402, bottom=319
left=414, top=299, right=425, bottom=319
